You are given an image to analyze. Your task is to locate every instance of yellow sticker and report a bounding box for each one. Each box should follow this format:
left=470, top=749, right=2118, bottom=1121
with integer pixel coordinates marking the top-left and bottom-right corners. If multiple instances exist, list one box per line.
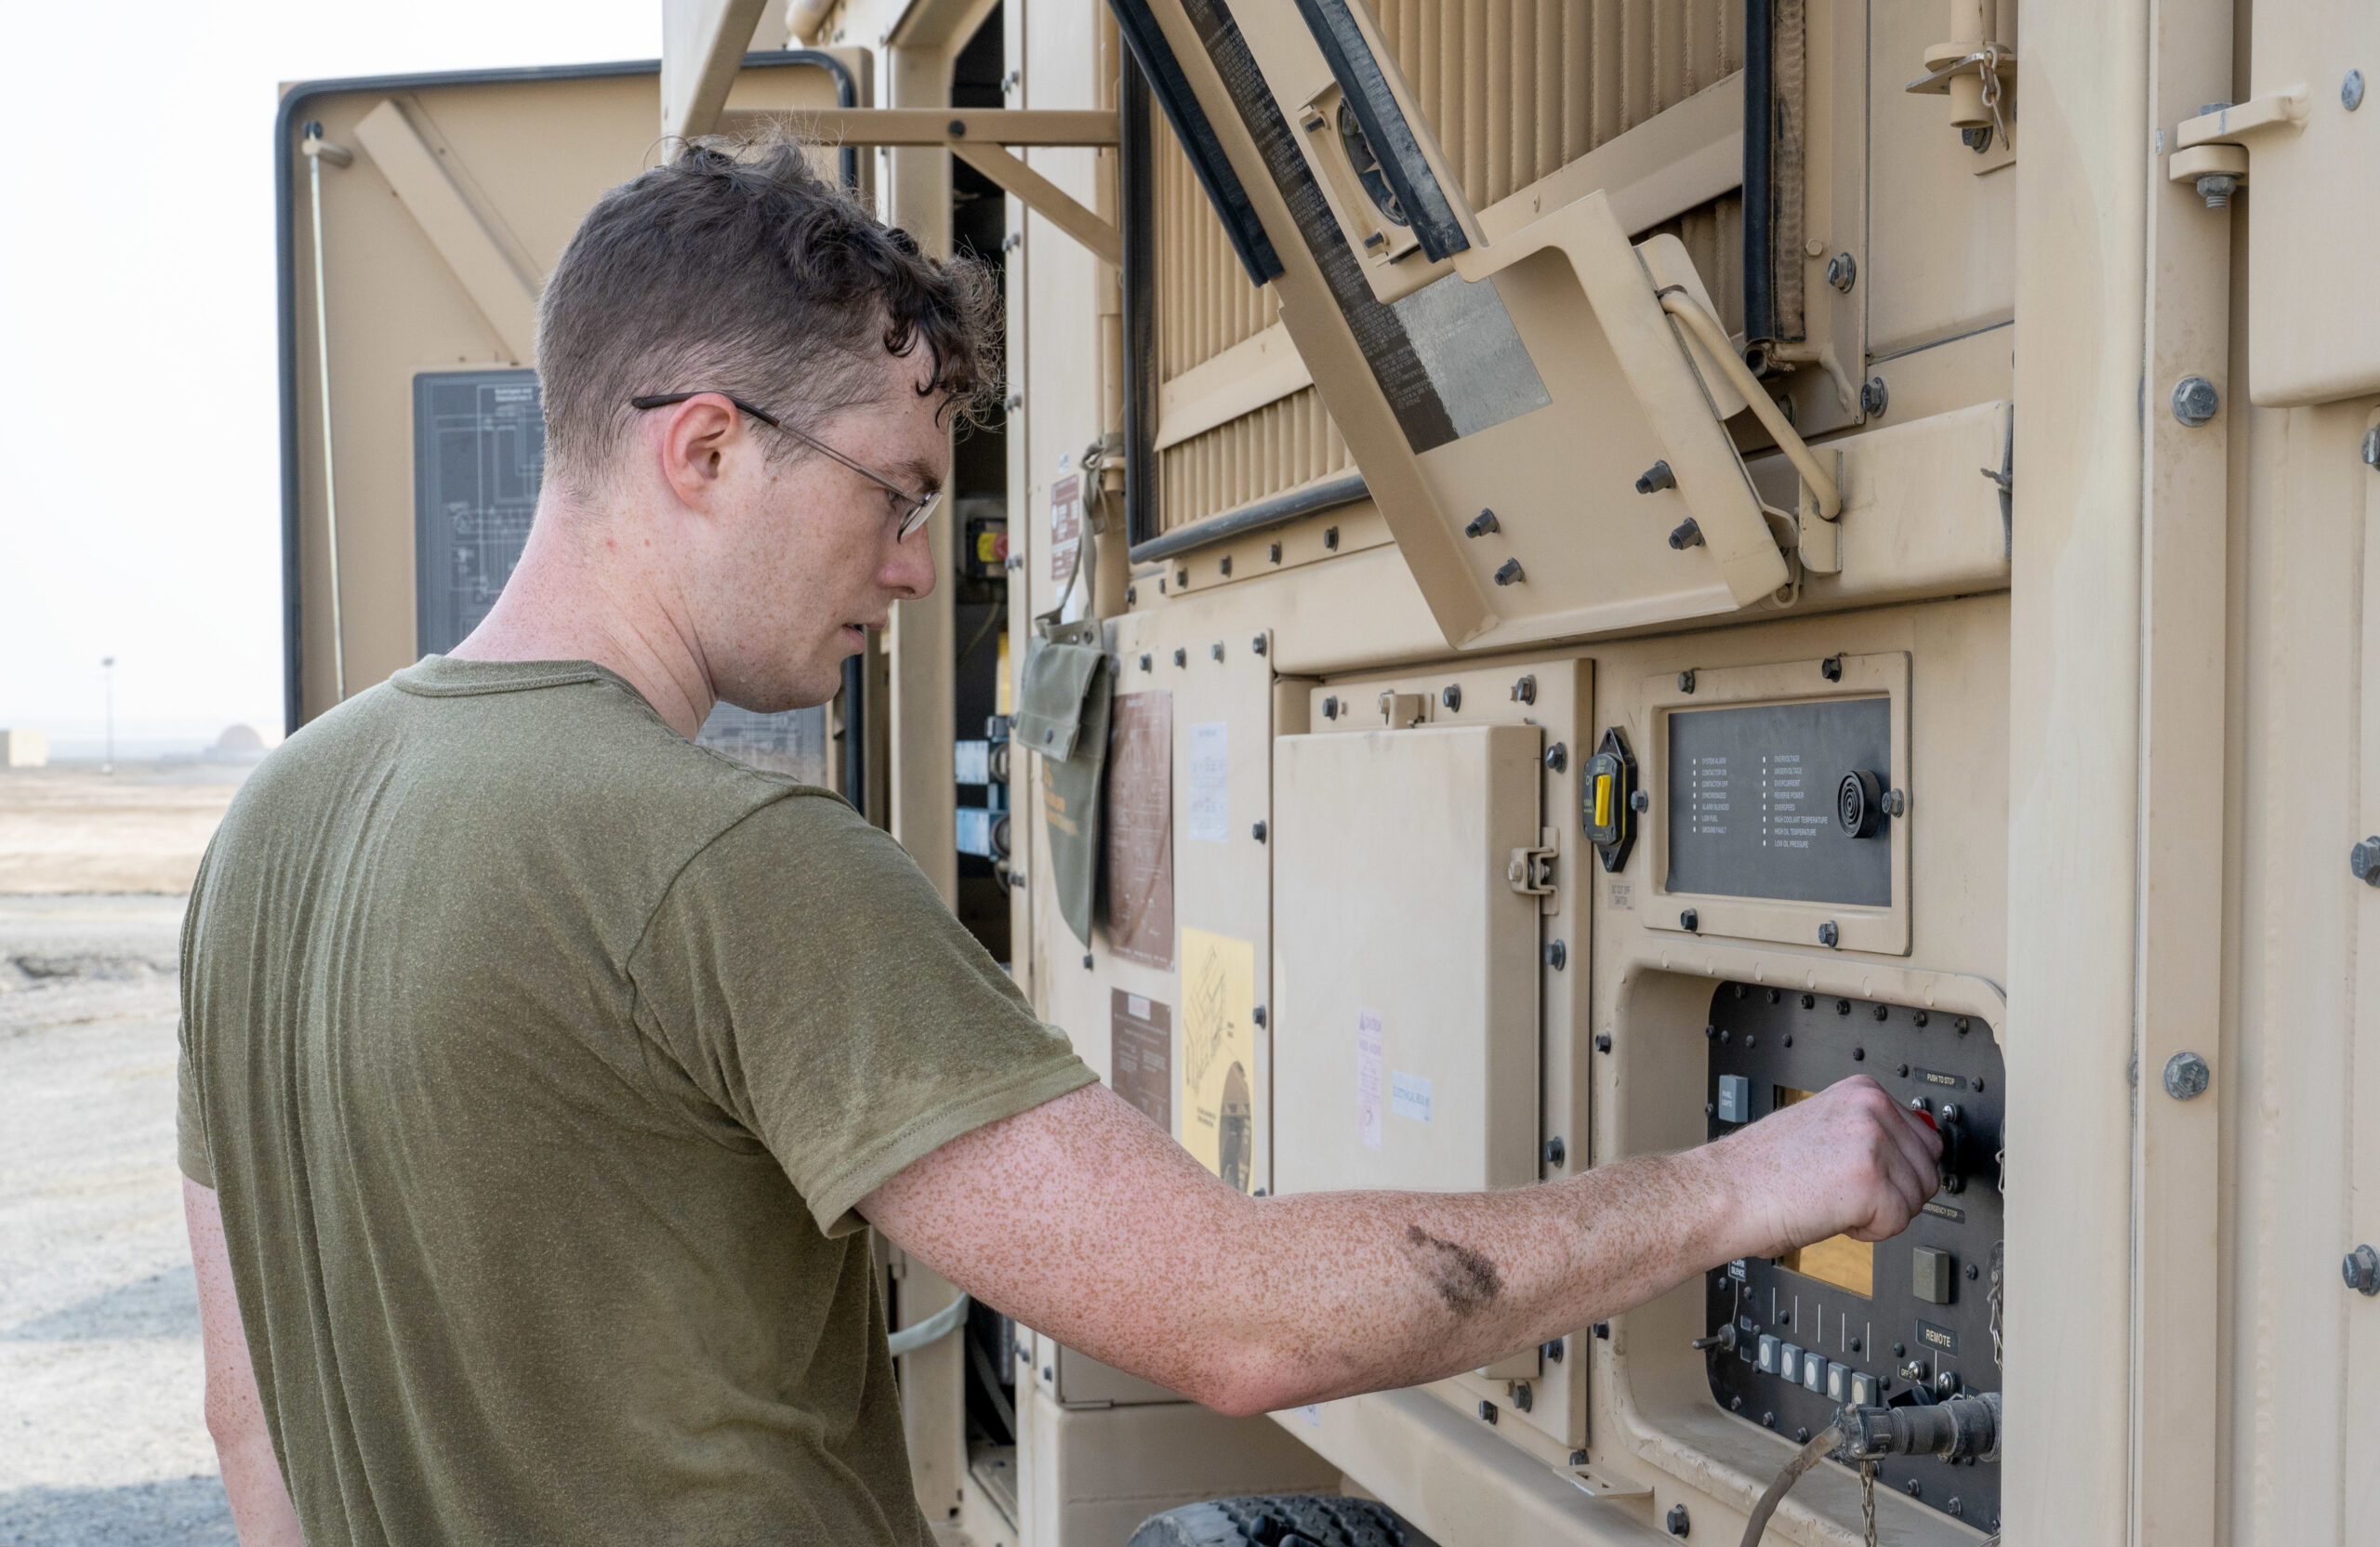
left=1180, top=927, right=1256, bottom=1193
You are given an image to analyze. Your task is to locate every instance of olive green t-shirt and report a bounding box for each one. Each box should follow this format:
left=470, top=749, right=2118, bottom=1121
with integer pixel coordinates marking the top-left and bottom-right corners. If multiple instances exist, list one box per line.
left=177, top=656, right=1093, bottom=1547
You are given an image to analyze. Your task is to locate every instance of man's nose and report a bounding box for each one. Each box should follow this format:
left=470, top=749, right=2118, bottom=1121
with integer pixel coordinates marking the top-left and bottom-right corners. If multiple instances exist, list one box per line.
left=882, top=526, right=937, bottom=601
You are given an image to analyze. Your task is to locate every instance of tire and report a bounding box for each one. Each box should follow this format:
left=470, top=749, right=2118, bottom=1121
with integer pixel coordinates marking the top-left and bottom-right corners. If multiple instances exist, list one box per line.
left=1126, top=1494, right=1431, bottom=1547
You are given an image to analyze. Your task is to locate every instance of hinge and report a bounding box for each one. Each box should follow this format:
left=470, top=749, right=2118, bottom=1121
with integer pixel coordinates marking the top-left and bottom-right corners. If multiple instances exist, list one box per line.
left=1508, top=826, right=1560, bottom=915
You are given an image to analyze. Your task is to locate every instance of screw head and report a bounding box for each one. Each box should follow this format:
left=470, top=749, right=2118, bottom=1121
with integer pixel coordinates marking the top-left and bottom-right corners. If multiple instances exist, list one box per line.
left=1668, top=517, right=1706, bottom=549
left=1635, top=459, right=1678, bottom=495
left=1594, top=1033, right=1613, bottom=1053
left=1493, top=557, right=1526, bottom=586
left=1666, top=1503, right=1691, bottom=1537
left=1820, top=654, right=1844, bottom=681
left=2351, top=836, right=2380, bottom=883
left=1172, top=648, right=1186, bottom=668
left=2347, top=69, right=2367, bottom=112
left=1682, top=908, right=1699, bottom=932
left=1126, top=585, right=1137, bottom=605
left=2362, top=427, right=2380, bottom=468
left=1211, top=641, right=1225, bottom=661
left=1139, top=653, right=1152, bottom=671
left=1859, top=376, right=1890, bottom=418
left=2162, top=1050, right=2212, bottom=1100
left=1853, top=1046, right=1865, bottom=1061
left=1250, top=820, right=1267, bottom=843
left=1251, top=633, right=1267, bottom=655
left=1513, top=673, right=1538, bottom=704
left=1513, top=1382, right=1533, bottom=1412
left=1630, top=788, right=1650, bottom=813
left=1827, top=252, right=1858, bottom=293
left=2345, top=1244, right=2380, bottom=1294
left=1542, top=1135, right=1567, bottom=1166
left=1442, top=684, right=1462, bottom=711
left=1679, top=669, right=1698, bottom=694
left=1323, top=695, right=1340, bottom=721
left=1476, top=1400, right=1498, bottom=1424
left=1324, top=525, right=1340, bottom=550
left=1252, top=1004, right=1267, bottom=1027
left=2173, top=376, right=2221, bottom=427
left=1819, top=920, right=1841, bottom=947
left=1545, top=940, right=1568, bottom=971
left=1544, top=742, right=1568, bottom=772
left=1465, top=509, right=1501, bottom=537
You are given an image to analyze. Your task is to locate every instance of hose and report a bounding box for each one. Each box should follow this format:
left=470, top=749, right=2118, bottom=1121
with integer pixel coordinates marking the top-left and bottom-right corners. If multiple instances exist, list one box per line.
left=1737, top=1420, right=1844, bottom=1547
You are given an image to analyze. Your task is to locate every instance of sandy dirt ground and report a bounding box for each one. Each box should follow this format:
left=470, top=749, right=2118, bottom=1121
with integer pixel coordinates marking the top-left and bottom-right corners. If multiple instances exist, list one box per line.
left=0, top=765, right=249, bottom=896
left=1, top=770, right=244, bottom=1543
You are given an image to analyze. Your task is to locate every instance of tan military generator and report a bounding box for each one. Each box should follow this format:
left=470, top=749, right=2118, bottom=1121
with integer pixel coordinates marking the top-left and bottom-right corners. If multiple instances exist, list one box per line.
left=277, top=0, right=2380, bottom=1542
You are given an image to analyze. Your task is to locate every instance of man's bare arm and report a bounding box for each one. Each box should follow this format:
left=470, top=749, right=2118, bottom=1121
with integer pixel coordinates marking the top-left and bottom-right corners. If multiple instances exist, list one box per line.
left=861, top=1076, right=1938, bottom=1418
left=184, top=1179, right=308, bottom=1547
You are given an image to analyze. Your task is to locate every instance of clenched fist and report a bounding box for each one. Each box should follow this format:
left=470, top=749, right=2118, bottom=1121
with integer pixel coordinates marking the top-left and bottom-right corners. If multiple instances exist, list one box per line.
left=1700, top=1075, right=1944, bottom=1262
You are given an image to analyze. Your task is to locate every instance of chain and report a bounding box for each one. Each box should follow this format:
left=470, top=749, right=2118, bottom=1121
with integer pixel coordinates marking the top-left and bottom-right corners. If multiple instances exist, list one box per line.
left=1860, top=1461, right=1879, bottom=1547
left=1978, top=45, right=2012, bottom=149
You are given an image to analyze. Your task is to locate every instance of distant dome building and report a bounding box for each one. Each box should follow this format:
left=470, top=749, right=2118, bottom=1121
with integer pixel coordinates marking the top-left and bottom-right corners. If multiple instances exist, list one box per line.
left=210, top=724, right=269, bottom=762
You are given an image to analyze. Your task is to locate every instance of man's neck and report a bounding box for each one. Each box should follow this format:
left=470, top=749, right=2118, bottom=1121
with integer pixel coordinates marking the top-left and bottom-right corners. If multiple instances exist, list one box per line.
left=448, top=496, right=717, bottom=738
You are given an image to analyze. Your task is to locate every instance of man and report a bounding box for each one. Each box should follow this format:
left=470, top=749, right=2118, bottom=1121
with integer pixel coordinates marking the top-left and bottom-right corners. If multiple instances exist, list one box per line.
left=181, top=138, right=1941, bottom=1546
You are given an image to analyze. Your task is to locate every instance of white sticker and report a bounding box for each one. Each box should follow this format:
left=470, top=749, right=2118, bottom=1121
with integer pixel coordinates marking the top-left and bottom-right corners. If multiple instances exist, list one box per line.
left=1128, top=994, right=1150, bottom=1020
left=1391, top=1071, right=1433, bottom=1123
left=1186, top=721, right=1230, bottom=842
left=1356, top=1008, right=1384, bottom=1150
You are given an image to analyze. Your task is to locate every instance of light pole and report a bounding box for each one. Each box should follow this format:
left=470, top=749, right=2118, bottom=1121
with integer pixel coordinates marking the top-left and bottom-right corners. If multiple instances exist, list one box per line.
left=100, top=656, right=115, bottom=774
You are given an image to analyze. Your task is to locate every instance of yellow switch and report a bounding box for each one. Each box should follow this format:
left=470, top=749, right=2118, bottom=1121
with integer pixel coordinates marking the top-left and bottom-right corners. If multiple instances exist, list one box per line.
left=1593, top=772, right=1614, bottom=830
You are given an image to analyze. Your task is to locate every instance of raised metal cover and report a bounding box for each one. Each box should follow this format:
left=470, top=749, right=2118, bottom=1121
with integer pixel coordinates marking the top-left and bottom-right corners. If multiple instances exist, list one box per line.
left=1121, top=0, right=1788, bottom=650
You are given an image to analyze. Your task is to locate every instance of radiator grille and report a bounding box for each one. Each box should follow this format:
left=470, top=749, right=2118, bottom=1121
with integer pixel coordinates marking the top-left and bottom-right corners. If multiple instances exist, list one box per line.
left=1149, top=0, right=1745, bottom=533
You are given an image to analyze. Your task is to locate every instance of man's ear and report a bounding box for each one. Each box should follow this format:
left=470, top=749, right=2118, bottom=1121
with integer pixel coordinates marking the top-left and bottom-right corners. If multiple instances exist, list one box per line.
left=655, top=394, right=748, bottom=512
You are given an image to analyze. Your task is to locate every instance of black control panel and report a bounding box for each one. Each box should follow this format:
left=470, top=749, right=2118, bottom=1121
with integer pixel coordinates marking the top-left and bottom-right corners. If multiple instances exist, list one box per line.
left=1666, top=697, right=1892, bottom=906
left=1702, top=982, right=2004, bottom=1533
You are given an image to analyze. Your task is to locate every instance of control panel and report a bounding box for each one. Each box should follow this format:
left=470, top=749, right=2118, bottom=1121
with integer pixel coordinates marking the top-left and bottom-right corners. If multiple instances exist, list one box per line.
left=1701, top=982, right=2005, bottom=1533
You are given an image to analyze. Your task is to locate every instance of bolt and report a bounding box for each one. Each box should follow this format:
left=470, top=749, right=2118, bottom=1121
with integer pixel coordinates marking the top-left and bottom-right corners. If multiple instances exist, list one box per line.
left=1218, top=556, right=1232, bottom=576
left=1513, top=674, right=1538, bottom=704
left=1821, top=654, right=1844, bottom=681
left=1324, top=525, right=1340, bottom=549
left=1176, top=569, right=1188, bottom=587
left=1465, top=509, right=1501, bottom=536
left=1949, top=1499, right=1964, bottom=1518
left=1251, top=820, right=1267, bottom=842
left=1850, top=1337, right=1861, bottom=1352
left=1729, top=1395, right=1743, bottom=1411
left=1636, top=460, right=1678, bottom=495
left=2364, top=428, right=2380, bottom=469
left=1781, top=1033, right=1792, bottom=1047
left=1138, top=653, right=1152, bottom=671
left=2173, top=376, right=2221, bottom=427
left=1873, top=1003, right=1888, bottom=1020
left=2195, top=171, right=2241, bottom=208
left=1594, top=1034, right=1613, bottom=1052
left=1513, top=1382, right=1534, bottom=1412
left=1323, top=695, right=1340, bottom=720
left=1820, top=920, right=1841, bottom=947
left=1704, top=1024, right=1717, bottom=1039
left=2345, top=1244, right=2380, bottom=1295
left=1801, top=994, right=1816, bottom=1009
left=1542, top=1135, right=1567, bottom=1166
left=1594, top=1321, right=1610, bottom=1340
left=1544, top=742, right=1567, bottom=773
left=1631, top=788, right=1650, bottom=812
left=2347, top=69, right=2367, bottom=112
left=1252, top=1004, right=1267, bottom=1027
left=1795, top=1426, right=1809, bottom=1443
left=1172, top=648, right=1186, bottom=668
left=1666, top=1503, right=1691, bottom=1537
left=1679, top=669, right=1698, bottom=694
left=1251, top=634, right=1267, bottom=655
left=1907, top=1479, right=1924, bottom=1498
left=2352, top=837, right=2380, bottom=884
left=1442, top=684, right=1462, bottom=711
left=1669, top=517, right=1706, bottom=549
left=1126, top=585, right=1137, bottom=605
left=1966, top=1263, right=1981, bottom=1281
left=1477, top=1400, right=1499, bottom=1424
left=1081, top=954, right=1093, bottom=970
left=1838, top=999, right=1852, bottom=1015
left=1899, top=1063, right=1911, bottom=1077
left=1884, top=787, right=1908, bottom=817
left=1494, top=557, right=1526, bottom=586
left=2163, top=1050, right=2212, bottom=1100
left=1860, top=376, right=1890, bottom=418
left=1546, top=940, right=1568, bottom=970
left=1682, top=908, right=1700, bottom=932
left=1826, top=252, right=1858, bottom=293
left=1211, top=641, right=1225, bottom=661
left=1546, top=1339, right=1566, bottom=1363
left=1762, top=1411, right=1776, bottom=1428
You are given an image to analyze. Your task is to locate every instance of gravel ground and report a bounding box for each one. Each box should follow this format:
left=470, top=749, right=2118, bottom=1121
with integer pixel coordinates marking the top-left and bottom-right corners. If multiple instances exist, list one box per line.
left=0, top=894, right=235, bottom=1546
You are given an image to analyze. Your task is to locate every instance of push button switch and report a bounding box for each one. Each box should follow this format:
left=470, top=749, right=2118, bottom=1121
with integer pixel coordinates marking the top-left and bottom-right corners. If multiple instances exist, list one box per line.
left=1912, top=1247, right=1956, bottom=1305
left=1756, top=1334, right=1781, bottom=1374
left=1716, top=1074, right=1752, bottom=1124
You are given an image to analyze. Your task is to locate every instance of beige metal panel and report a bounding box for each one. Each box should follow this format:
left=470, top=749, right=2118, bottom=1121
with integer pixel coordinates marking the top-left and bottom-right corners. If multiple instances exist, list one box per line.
left=1273, top=723, right=1543, bottom=1197
left=886, top=1247, right=972, bottom=1531
left=2003, top=2, right=2149, bottom=1540
left=2190, top=1, right=2380, bottom=404
left=2350, top=405, right=2380, bottom=1547
left=288, top=66, right=797, bottom=719
left=1025, top=1329, right=1183, bottom=1408
left=1013, top=1382, right=1339, bottom=1547
left=2129, top=4, right=2233, bottom=1542
left=661, top=0, right=770, bottom=138
left=712, top=105, right=1118, bottom=142
left=1864, top=2, right=2016, bottom=363
left=350, top=101, right=541, bottom=361
left=1637, top=653, right=1911, bottom=958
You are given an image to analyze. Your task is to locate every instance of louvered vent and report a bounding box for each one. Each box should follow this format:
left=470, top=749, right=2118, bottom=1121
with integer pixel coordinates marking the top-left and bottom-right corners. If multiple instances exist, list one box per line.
left=1149, top=0, right=1747, bottom=533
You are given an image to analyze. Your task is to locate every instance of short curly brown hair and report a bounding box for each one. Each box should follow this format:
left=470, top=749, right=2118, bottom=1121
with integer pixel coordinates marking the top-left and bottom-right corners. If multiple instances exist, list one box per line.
left=534, top=133, right=998, bottom=493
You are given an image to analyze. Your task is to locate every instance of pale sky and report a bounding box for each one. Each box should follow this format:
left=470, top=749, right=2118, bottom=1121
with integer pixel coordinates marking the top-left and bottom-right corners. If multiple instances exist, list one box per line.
left=0, top=0, right=662, bottom=745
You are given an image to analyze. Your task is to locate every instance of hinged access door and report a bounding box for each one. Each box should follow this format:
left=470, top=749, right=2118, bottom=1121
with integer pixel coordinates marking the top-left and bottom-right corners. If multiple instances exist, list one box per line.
left=1272, top=723, right=1542, bottom=1196
left=1115, top=0, right=1792, bottom=651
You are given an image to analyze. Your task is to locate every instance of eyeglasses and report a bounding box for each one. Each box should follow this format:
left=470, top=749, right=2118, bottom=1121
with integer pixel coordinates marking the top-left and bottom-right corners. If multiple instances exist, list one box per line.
left=629, top=390, right=942, bottom=537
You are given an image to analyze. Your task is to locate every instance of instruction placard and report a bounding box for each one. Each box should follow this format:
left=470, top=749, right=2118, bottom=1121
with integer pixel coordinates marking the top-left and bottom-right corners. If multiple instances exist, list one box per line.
left=1110, top=989, right=1172, bottom=1131
left=1104, top=692, right=1174, bottom=968
left=1050, top=473, right=1082, bottom=584
left=1182, top=928, right=1256, bottom=1192
left=1186, top=721, right=1229, bottom=843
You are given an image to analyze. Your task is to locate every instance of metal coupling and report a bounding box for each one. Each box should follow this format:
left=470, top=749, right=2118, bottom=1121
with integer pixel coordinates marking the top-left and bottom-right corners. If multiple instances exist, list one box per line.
left=1839, top=1391, right=2002, bottom=1464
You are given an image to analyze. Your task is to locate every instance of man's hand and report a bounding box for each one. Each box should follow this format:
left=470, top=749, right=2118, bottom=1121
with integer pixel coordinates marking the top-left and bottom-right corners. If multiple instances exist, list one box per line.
left=862, top=1074, right=1942, bottom=1419
left=1688, top=1076, right=1945, bottom=1263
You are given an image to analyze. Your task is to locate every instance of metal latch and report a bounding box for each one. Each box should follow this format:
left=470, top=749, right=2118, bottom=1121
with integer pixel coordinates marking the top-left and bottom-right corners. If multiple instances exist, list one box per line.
left=1508, top=826, right=1560, bottom=914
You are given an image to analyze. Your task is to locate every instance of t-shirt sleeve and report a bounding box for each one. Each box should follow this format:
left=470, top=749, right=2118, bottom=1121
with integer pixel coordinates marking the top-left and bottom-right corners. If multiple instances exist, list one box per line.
left=177, top=1025, right=214, bottom=1188
left=629, top=791, right=1095, bottom=1236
